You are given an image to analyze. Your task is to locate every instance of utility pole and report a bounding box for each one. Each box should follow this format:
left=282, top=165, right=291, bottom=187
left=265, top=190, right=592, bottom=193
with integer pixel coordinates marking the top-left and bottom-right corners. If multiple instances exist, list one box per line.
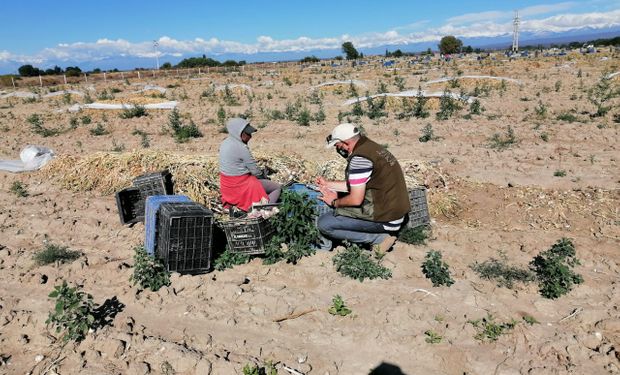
left=153, top=40, right=160, bottom=70
left=512, top=10, right=520, bottom=53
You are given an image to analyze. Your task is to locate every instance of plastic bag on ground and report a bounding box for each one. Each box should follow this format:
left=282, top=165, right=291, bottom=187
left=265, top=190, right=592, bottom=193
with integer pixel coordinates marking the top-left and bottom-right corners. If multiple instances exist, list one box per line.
left=0, top=145, right=55, bottom=172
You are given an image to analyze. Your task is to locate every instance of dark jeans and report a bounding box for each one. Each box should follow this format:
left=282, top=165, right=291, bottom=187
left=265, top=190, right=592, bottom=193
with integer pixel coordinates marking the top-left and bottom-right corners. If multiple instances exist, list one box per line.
left=316, top=211, right=390, bottom=250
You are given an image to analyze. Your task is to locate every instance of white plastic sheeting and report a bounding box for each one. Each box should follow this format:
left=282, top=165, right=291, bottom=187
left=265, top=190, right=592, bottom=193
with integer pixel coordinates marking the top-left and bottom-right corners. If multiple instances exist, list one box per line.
left=342, top=90, right=473, bottom=106
left=0, top=145, right=55, bottom=172
left=0, top=91, right=37, bottom=99
left=67, top=101, right=178, bottom=112
left=311, top=80, right=367, bottom=90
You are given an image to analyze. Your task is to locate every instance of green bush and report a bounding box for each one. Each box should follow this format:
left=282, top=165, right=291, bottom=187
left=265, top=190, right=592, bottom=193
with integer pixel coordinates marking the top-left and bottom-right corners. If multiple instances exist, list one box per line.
left=34, top=243, right=81, bottom=266
left=470, top=258, right=535, bottom=288
left=488, top=125, right=517, bottom=150
left=530, top=238, right=583, bottom=299
left=9, top=181, right=28, bottom=197
left=167, top=108, right=202, bottom=143
left=436, top=90, right=461, bottom=120
left=421, top=250, right=454, bottom=287
left=332, top=243, right=392, bottom=282
left=214, top=248, right=250, bottom=271
left=120, top=104, right=147, bottom=119
left=89, top=123, right=109, bottom=136
left=130, top=246, right=170, bottom=292
left=418, top=123, right=436, bottom=143
left=398, top=226, right=429, bottom=245
left=46, top=281, right=96, bottom=342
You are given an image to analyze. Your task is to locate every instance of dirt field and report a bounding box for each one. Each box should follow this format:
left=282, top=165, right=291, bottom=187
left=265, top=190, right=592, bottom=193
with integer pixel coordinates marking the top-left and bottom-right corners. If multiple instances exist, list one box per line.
left=0, top=51, right=619, bottom=375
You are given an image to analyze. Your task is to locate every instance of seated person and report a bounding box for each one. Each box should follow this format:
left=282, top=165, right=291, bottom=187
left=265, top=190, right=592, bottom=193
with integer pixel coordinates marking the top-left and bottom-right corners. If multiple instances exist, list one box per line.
left=219, top=118, right=280, bottom=212
left=316, top=123, right=411, bottom=252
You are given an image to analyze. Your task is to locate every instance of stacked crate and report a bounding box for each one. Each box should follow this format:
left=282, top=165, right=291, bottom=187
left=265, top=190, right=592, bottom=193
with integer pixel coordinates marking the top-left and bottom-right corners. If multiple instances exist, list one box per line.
left=407, top=187, right=430, bottom=229
left=144, top=195, right=191, bottom=256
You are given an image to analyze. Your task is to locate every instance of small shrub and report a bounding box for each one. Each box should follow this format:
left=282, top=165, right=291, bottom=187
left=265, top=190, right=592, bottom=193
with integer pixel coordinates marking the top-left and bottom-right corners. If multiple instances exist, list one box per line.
left=553, top=169, right=566, bottom=177
left=243, top=362, right=277, bottom=375
left=130, top=246, right=170, bottom=292
left=34, top=243, right=81, bottom=266
left=588, top=73, right=619, bottom=117
left=9, top=181, right=28, bottom=197
left=167, top=108, right=202, bottom=143
left=522, top=315, right=539, bottom=325
left=398, top=226, right=429, bottom=245
left=46, top=281, right=96, bottom=342
left=556, top=112, right=578, bottom=123
left=534, top=101, right=547, bottom=118
left=332, top=243, right=392, bottom=281
left=296, top=108, right=311, bottom=126
left=424, top=330, right=442, bottom=344
left=214, top=249, right=250, bottom=271
left=89, top=123, right=109, bottom=136
left=217, top=106, right=227, bottom=125
left=328, top=295, right=352, bottom=316
left=488, top=125, right=517, bottom=150
left=470, top=258, right=535, bottom=288
left=540, top=132, right=549, bottom=142
left=27, top=113, right=59, bottom=137
left=419, top=123, right=436, bottom=143
left=81, top=115, right=92, bottom=125
left=120, top=104, right=147, bottom=119
left=530, top=238, right=583, bottom=299
left=421, top=250, right=454, bottom=287
left=436, top=90, right=461, bottom=120
left=469, top=99, right=483, bottom=115
left=394, top=76, right=406, bottom=91
left=468, top=314, right=517, bottom=342
left=366, top=95, right=387, bottom=119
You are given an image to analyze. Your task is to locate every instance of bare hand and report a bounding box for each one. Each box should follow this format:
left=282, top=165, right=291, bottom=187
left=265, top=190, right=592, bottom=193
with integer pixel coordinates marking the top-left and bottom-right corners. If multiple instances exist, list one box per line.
left=318, top=186, right=337, bottom=205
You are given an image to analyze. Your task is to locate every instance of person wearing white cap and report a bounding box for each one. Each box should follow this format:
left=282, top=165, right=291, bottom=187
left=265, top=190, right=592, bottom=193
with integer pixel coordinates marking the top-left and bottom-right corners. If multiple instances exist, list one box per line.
left=316, top=123, right=411, bottom=252
left=219, top=118, right=280, bottom=212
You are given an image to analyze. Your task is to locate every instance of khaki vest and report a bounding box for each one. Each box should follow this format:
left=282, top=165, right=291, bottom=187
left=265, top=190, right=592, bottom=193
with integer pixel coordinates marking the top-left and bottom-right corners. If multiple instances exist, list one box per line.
left=336, top=136, right=411, bottom=222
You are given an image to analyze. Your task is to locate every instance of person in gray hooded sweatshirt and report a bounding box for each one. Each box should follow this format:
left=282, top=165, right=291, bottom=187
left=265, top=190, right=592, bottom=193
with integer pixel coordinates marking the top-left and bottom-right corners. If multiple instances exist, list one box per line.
left=219, top=118, right=280, bottom=211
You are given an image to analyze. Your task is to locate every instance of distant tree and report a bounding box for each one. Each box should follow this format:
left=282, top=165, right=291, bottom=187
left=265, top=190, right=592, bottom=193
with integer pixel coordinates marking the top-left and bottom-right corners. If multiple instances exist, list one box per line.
left=301, top=56, right=320, bottom=63
left=18, top=64, right=43, bottom=77
left=222, top=60, right=239, bottom=67
left=392, top=49, right=403, bottom=58
left=463, top=45, right=474, bottom=54
left=65, top=66, right=82, bottom=77
left=438, top=36, right=463, bottom=54
left=176, top=56, right=221, bottom=68
left=342, top=42, right=360, bottom=60
left=334, top=56, right=343, bottom=61
left=92, top=68, right=101, bottom=73
left=426, top=48, right=433, bottom=55
left=161, top=62, right=172, bottom=69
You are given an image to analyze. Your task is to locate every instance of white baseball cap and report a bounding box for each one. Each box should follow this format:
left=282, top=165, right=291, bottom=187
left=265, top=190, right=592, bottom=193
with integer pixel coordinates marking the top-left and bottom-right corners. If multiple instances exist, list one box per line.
left=325, top=123, right=360, bottom=148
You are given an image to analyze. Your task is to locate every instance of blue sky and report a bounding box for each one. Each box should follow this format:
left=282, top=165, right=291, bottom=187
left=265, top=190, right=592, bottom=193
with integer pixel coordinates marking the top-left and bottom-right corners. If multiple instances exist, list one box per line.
left=1, top=0, right=619, bottom=71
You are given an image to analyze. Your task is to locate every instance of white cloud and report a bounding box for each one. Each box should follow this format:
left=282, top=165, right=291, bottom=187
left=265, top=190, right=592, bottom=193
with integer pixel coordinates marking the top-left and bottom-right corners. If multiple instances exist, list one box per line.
left=0, top=7, right=618, bottom=66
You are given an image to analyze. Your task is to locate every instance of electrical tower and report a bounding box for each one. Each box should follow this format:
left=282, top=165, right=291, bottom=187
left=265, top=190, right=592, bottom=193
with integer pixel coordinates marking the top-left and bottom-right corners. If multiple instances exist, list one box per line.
left=512, top=10, right=520, bottom=53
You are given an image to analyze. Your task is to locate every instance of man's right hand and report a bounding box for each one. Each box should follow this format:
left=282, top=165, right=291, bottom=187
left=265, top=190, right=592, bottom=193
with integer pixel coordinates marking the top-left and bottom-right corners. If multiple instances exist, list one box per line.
left=316, top=176, right=327, bottom=187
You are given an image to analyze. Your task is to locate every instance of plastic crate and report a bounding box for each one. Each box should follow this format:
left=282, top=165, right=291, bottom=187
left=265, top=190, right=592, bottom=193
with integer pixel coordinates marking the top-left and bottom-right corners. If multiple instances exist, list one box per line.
left=220, top=217, right=274, bottom=255
left=133, top=170, right=174, bottom=200
left=157, top=202, right=214, bottom=274
left=286, top=183, right=331, bottom=217
left=115, top=187, right=144, bottom=224
left=407, top=187, right=430, bottom=229
left=144, top=195, right=191, bottom=256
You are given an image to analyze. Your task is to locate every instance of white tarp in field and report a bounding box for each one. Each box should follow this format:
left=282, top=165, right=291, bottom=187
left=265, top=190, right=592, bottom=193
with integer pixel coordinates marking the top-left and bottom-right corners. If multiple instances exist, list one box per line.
left=0, top=91, right=37, bottom=99
left=311, top=80, right=367, bottom=90
left=0, top=145, right=55, bottom=173
left=342, top=90, right=473, bottom=106
left=68, top=101, right=178, bottom=112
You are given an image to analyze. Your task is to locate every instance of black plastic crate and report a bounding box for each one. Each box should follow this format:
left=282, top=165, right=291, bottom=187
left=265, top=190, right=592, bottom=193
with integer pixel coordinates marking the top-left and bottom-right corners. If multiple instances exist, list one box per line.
left=115, top=187, right=144, bottom=224
left=156, top=202, right=214, bottom=274
left=407, top=187, right=430, bottom=229
left=219, top=217, right=274, bottom=255
left=133, top=170, right=174, bottom=200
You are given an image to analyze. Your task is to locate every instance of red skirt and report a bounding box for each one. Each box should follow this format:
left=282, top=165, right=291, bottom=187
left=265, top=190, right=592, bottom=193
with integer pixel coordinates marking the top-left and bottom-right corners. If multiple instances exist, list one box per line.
left=220, top=173, right=268, bottom=211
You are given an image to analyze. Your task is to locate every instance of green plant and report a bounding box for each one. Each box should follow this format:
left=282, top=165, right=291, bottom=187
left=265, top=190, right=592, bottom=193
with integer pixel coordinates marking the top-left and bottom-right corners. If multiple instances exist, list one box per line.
left=132, top=129, right=150, bottom=148
left=223, top=85, right=239, bottom=106
left=470, top=258, right=535, bottom=288
left=130, top=246, right=170, bottom=292
left=469, top=99, right=483, bottom=115
left=242, top=362, right=277, bottom=375
left=588, top=73, right=619, bottom=117
left=81, top=115, right=92, bottom=125
left=534, top=101, right=548, bottom=118
left=488, top=125, right=517, bottom=150
left=421, top=250, right=454, bottom=287
left=97, top=89, right=114, bottom=100
left=167, top=108, right=202, bottom=143
left=556, top=112, right=578, bottom=123
left=89, top=123, right=109, bottom=136
left=436, top=89, right=461, bottom=120
left=522, top=315, right=539, bottom=325
left=283, top=77, right=293, bottom=86
left=120, top=104, right=147, bottom=119
left=46, top=281, right=96, bottom=342
left=332, top=243, right=392, bottom=282
left=62, top=92, right=72, bottom=104
left=553, top=169, right=566, bottom=177
left=377, top=81, right=388, bottom=94
left=468, top=314, right=517, bottom=342
left=69, top=117, right=79, bottom=129
left=214, top=248, right=250, bottom=271
left=9, top=181, right=28, bottom=197
left=34, top=243, right=81, bottom=266
left=263, top=190, right=319, bottom=264
left=419, top=123, right=436, bottom=143
left=328, top=295, right=352, bottom=316
left=217, top=106, right=227, bottom=126
left=394, top=76, right=406, bottom=91
left=27, top=113, right=60, bottom=137
left=365, top=95, right=387, bottom=119
left=424, top=330, right=442, bottom=344
left=348, top=81, right=359, bottom=97
left=530, top=238, right=583, bottom=299
left=296, top=108, right=311, bottom=126
left=540, top=132, right=549, bottom=142
left=398, top=226, right=429, bottom=245
left=554, top=80, right=562, bottom=92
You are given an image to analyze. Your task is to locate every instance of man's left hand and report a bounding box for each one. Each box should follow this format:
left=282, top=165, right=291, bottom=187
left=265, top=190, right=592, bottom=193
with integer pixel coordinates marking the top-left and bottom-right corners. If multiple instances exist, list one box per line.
left=318, top=186, right=337, bottom=206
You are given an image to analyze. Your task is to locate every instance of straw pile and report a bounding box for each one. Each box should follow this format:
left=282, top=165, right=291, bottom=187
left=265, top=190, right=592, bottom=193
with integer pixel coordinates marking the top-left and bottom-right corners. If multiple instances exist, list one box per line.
left=41, top=150, right=437, bottom=214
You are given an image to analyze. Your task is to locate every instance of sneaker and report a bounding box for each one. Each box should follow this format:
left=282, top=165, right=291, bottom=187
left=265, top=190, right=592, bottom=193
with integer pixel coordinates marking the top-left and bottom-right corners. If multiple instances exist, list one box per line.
left=372, top=235, right=397, bottom=253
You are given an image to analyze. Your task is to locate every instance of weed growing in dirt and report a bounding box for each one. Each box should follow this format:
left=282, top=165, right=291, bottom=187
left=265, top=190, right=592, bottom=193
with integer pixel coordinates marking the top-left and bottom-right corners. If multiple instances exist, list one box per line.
left=328, top=295, right=352, bottom=316
left=522, top=315, right=539, bottom=325
left=120, top=104, right=147, bottom=119
left=223, top=85, right=239, bottom=106
left=488, top=125, right=517, bottom=150
left=588, top=73, right=619, bottom=117
left=130, top=246, right=170, bottom=292
left=214, top=248, right=250, bottom=271
left=422, top=250, right=454, bottom=287
left=470, top=258, right=535, bottom=288
left=348, top=81, right=359, bottom=97
left=424, top=330, right=442, bottom=344
left=9, top=181, right=28, bottom=197
left=468, top=314, right=517, bottom=342
left=365, top=95, right=387, bottom=119
left=243, top=362, right=277, bottom=375
left=394, top=76, right=406, bottom=91
left=398, top=226, right=429, bottom=245
left=89, top=123, right=109, bottom=136
left=469, top=99, right=484, bottom=115
left=34, top=243, right=81, bottom=266
left=556, top=112, right=578, bottom=123
left=333, top=243, right=392, bottom=282
left=46, top=281, right=96, bottom=342
left=534, top=101, right=548, bottom=118
left=263, top=190, right=318, bottom=264
left=81, top=115, right=92, bottom=125
left=132, top=129, right=150, bottom=148
left=540, top=132, right=549, bottom=142
left=27, top=113, right=60, bottom=137
left=530, top=238, right=583, bottom=299
left=167, top=108, right=202, bottom=143
left=436, top=90, right=461, bottom=120
left=553, top=169, right=566, bottom=177
left=419, top=123, right=436, bottom=143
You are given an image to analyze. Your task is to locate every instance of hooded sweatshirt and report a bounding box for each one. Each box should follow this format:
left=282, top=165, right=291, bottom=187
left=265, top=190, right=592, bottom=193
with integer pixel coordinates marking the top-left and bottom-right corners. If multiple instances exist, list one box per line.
left=219, top=118, right=261, bottom=177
